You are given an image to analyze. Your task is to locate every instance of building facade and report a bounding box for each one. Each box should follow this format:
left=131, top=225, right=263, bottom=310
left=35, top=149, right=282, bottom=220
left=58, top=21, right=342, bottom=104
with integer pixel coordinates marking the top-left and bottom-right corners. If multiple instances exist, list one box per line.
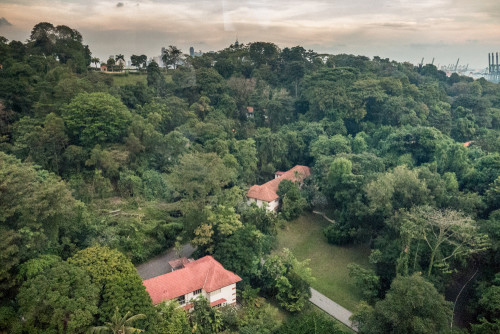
left=246, top=165, right=311, bottom=212
left=142, top=256, right=241, bottom=310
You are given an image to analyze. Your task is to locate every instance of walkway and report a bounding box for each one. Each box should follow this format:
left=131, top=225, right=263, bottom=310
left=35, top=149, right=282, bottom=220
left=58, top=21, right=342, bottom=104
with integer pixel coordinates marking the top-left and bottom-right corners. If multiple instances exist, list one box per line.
left=136, top=244, right=196, bottom=280
left=310, top=288, right=358, bottom=332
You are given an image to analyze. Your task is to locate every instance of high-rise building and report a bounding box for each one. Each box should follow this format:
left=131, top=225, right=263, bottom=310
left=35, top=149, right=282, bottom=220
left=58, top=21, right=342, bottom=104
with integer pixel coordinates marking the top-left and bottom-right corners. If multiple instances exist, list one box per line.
left=189, top=47, right=194, bottom=57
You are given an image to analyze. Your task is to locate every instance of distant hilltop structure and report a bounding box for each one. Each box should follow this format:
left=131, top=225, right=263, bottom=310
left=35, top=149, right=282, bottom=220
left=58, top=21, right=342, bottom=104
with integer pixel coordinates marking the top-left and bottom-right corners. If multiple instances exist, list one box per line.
left=488, top=52, right=500, bottom=83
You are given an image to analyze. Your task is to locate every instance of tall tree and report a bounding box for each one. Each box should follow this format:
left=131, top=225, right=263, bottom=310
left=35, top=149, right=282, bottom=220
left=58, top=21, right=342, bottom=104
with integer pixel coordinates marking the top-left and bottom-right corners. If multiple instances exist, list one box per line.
left=352, top=274, right=452, bottom=334
left=18, top=261, right=99, bottom=334
left=162, top=45, right=182, bottom=69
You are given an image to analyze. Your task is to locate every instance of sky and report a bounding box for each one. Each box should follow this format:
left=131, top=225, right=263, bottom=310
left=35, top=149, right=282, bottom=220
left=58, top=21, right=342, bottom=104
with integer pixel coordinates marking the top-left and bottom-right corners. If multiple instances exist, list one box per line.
left=1, top=0, right=500, bottom=69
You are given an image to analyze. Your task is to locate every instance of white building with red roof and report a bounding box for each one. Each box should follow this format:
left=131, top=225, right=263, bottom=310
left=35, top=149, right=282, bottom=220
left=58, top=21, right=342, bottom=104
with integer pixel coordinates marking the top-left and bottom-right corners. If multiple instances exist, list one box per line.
left=142, top=256, right=242, bottom=310
left=247, top=165, right=311, bottom=212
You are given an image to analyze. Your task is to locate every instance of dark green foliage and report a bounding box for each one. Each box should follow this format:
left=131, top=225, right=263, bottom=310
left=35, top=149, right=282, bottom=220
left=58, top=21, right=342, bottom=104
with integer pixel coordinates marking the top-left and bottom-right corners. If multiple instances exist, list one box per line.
left=278, top=309, right=347, bottom=334
left=323, top=224, right=354, bottom=246
left=261, top=249, right=314, bottom=312
left=352, top=274, right=452, bottom=334
left=17, top=261, right=99, bottom=334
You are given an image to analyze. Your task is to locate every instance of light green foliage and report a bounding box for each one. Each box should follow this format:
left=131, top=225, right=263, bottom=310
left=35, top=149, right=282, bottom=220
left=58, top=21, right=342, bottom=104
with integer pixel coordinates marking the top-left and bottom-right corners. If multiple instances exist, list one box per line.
left=91, top=307, right=146, bottom=334
left=63, top=92, right=131, bottom=147
left=352, top=274, right=452, bottom=334
left=190, top=297, right=223, bottom=334
left=366, top=165, right=430, bottom=216
left=261, top=248, right=314, bottom=312
left=192, top=205, right=243, bottom=254
left=69, top=246, right=138, bottom=286
left=17, top=254, right=61, bottom=281
left=396, top=206, right=489, bottom=277
left=155, top=301, right=191, bottom=334
left=18, top=261, right=99, bottom=334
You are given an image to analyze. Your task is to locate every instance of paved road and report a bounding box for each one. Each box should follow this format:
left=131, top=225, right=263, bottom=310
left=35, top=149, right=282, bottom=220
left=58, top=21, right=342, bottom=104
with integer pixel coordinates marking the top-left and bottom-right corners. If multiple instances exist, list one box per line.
left=310, top=288, right=358, bottom=332
left=136, top=244, right=196, bottom=280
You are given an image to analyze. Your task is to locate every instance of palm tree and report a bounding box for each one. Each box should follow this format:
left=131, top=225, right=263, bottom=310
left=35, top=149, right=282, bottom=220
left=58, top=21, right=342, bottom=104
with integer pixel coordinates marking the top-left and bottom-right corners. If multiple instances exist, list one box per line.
left=91, top=57, right=100, bottom=68
left=91, top=308, right=146, bottom=334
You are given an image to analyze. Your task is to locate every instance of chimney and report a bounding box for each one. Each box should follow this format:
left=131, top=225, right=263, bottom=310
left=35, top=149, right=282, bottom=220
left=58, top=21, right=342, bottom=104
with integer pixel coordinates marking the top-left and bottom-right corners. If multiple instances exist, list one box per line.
left=489, top=53, right=492, bottom=73
left=497, top=52, right=499, bottom=73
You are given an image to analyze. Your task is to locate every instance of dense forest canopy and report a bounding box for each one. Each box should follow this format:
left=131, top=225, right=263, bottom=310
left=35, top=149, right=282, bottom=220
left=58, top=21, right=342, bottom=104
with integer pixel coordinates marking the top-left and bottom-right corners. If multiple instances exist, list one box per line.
left=0, top=23, right=499, bottom=333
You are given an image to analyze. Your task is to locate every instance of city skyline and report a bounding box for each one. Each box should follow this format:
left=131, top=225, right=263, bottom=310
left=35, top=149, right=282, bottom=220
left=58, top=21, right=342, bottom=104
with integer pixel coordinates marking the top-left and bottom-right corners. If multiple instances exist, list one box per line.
left=1, top=0, right=500, bottom=69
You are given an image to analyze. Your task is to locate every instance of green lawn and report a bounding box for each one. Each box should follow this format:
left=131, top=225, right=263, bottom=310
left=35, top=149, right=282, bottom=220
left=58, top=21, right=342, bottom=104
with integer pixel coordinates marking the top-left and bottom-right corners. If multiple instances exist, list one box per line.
left=276, top=213, right=372, bottom=311
left=111, top=73, right=172, bottom=87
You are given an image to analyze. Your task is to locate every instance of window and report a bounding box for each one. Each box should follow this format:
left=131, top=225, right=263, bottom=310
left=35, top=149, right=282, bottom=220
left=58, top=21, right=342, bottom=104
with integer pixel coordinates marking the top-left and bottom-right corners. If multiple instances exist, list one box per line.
left=214, top=302, right=226, bottom=308
left=193, top=289, right=202, bottom=295
left=176, top=295, right=185, bottom=305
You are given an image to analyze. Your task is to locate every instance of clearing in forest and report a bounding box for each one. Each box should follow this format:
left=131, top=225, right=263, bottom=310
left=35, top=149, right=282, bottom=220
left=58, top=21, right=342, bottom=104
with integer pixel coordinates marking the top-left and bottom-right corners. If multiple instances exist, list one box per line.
left=276, top=213, right=372, bottom=311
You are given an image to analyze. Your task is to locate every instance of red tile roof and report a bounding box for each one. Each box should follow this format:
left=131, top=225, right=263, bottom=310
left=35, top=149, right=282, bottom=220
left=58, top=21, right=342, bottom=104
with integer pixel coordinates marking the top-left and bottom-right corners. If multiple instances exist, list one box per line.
left=210, top=298, right=226, bottom=307
left=247, top=106, right=254, bottom=113
left=463, top=141, right=473, bottom=147
left=247, top=165, right=311, bottom=202
left=143, top=256, right=242, bottom=305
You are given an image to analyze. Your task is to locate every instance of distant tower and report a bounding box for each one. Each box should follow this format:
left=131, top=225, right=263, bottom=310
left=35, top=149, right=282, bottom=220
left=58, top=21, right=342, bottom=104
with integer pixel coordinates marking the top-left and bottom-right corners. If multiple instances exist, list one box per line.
left=161, top=47, right=166, bottom=55
left=234, top=34, right=239, bottom=48
left=189, top=46, right=194, bottom=57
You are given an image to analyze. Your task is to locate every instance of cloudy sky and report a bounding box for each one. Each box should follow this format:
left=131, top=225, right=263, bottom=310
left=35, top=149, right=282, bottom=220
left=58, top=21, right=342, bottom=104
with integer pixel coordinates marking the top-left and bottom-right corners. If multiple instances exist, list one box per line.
left=1, top=0, right=499, bottom=69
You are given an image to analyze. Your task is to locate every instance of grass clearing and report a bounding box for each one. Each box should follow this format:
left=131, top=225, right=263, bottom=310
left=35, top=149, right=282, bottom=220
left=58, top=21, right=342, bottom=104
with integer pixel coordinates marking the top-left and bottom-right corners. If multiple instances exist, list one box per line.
left=111, top=72, right=172, bottom=87
left=276, top=212, right=372, bottom=311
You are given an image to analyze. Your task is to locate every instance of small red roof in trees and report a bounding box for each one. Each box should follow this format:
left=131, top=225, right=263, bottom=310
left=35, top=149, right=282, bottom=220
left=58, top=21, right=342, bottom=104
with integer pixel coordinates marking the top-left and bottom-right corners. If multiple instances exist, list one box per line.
left=142, top=256, right=242, bottom=305
left=463, top=141, right=473, bottom=147
left=247, top=165, right=311, bottom=202
left=247, top=106, right=254, bottom=113
left=168, top=257, right=193, bottom=270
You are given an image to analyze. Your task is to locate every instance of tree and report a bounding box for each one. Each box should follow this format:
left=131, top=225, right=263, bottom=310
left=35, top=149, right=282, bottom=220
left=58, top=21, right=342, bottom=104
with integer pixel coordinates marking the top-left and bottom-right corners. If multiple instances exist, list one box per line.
left=213, top=225, right=264, bottom=282
left=192, top=205, right=243, bottom=254
left=0, top=152, right=85, bottom=298
left=62, top=92, right=131, bottom=147
left=169, top=152, right=236, bottom=204
left=92, top=57, right=100, bottom=68
left=278, top=310, right=346, bottom=334
left=277, top=179, right=307, bottom=220
left=162, top=45, right=182, bottom=69
left=401, top=206, right=489, bottom=277
left=18, top=261, right=99, bottom=334
left=91, top=308, right=146, bottom=334
left=68, top=246, right=139, bottom=287
left=190, top=297, right=223, bottom=334
left=154, top=301, right=191, bottom=334
left=347, top=263, right=380, bottom=303
left=130, top=55, right=147, bottom=70
left=146, top=61, right=166, bottom=96
left=352, top=274, right=452, bottom=334
left=261, top=249, right=314, bottom=312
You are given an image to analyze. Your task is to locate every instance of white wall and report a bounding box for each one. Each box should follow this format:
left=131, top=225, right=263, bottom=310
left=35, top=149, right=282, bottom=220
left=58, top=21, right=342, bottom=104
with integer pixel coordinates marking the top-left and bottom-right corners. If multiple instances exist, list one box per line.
left=208, top=283, right=237, bottom=306
left=247, top=198, right=279, bottom=212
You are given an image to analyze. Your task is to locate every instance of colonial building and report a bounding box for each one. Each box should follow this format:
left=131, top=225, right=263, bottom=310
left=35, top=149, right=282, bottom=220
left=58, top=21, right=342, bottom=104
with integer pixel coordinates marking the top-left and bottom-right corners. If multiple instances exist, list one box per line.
left=247, top=165, right=311, bottom=212
left=142, top=256, right=242, bottom=310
